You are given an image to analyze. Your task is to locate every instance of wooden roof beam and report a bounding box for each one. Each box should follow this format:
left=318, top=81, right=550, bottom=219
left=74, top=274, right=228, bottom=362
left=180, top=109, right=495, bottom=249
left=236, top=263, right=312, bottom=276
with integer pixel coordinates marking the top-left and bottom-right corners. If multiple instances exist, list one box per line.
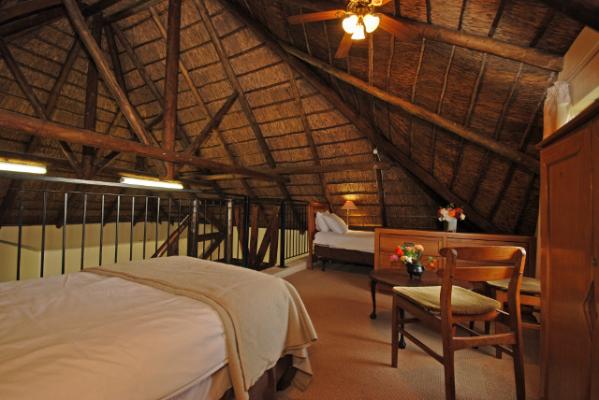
left=0, top=0, right=120, bottom=39
left=185, top=91, right=239, bottom=156
left=281, top=0, right=563, bottom=72
left=281, top=43, right=540, bottom=173
left=194, top=0, right=300, bottom=212
left=63, top=0, right=155, bottom=147
left=147, top=7, right=247, bottom=199
left=285, top=63, right=332, bottom=206
left=0, top=38, right=81, bottom=175
left=110, top=24, right=191, bottom=147
left=219, top=0, right=501, bottom=233
left=0, top=109, right=285, bottom=182
left=540, top=0, right=599, bottom=32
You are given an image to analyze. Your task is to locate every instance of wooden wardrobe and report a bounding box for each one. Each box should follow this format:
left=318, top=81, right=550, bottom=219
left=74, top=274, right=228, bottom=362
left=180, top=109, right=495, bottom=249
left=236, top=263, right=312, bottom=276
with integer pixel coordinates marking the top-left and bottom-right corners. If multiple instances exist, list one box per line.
left=539, top=100, right=599, bottom=400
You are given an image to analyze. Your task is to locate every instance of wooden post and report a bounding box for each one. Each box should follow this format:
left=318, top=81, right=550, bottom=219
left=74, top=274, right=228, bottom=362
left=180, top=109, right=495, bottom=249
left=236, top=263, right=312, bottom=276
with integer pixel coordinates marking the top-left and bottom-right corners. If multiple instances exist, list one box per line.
left=163, top=0, right=182, bottom=179
left=82, top=16, right=102, bottom=179
left=187, top=199, right=199, bottom=257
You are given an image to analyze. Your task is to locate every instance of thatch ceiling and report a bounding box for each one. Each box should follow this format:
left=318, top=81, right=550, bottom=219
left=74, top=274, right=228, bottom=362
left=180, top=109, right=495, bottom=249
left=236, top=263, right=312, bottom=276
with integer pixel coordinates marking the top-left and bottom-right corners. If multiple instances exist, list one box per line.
left=0, top=0, right=587, bottom=234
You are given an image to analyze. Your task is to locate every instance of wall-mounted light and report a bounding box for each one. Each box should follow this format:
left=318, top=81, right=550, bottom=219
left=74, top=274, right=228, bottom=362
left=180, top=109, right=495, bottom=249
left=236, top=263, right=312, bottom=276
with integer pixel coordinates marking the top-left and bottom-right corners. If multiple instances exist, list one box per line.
left=0, top=158, right=47, bottom=175
left=119, top=174, right=184, bottom=190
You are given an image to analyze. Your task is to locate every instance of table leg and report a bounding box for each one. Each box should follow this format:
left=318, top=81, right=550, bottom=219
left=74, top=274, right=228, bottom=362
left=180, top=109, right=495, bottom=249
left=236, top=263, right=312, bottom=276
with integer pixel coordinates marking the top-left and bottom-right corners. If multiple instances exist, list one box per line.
left=399, top=308, right=406, bottom=349
left=370, top=279, right=377, bottom=319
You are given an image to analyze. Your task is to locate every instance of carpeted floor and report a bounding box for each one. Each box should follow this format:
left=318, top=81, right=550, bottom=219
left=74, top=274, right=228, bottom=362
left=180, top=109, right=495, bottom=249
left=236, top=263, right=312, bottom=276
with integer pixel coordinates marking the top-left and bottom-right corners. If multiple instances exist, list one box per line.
left=280, top=263, right=540, bottom=400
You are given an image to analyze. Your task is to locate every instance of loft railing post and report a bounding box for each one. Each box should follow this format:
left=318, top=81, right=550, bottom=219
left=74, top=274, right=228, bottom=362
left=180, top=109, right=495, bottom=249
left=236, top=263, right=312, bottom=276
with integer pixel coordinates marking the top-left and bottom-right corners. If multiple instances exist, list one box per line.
left=242, top=196, right=250, bottom=267
left=225, top=198, right=233, bottom=264
left=187, top=199, right=198, bottom=257
left=280, top=201, right=286, bottom=268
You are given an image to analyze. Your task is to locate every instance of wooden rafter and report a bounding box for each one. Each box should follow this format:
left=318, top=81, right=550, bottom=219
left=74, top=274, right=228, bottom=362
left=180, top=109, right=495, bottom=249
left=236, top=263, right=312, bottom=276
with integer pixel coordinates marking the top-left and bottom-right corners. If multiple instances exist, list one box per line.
left=218, top=0, right=501, bottom=232
left=0, top=109, right=285, bottom=182
left=467, top=62, right=524, bottom=205
left=110, top=24, right=191, bottom=147
left=147, top=7, right=247, bottom=199
left=0, top=0, right=120, bottom=39
left=194, top=0, right=300, bottom=212
left=281, top=44, right=540, bottom=173
left=540, top=0, right=599, bottom=32
left=0, top=37, right=81, bottom=227
left=284, top=63, right=332, bottom=205
left=185, top=91, right=239, bottom=156
left=282, top=0, right=563, bottom=71
left=0, top=38, right=81, bottom=174
left=163, top=0, right=182, bottom=180
left=63, top=0, right=156, bottom=148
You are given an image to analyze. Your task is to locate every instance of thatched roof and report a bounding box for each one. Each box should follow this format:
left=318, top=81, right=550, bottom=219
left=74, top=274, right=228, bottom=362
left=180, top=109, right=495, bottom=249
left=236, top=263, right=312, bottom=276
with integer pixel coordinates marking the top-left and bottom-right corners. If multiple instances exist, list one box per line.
left=0, top=0, right=587, bottom=233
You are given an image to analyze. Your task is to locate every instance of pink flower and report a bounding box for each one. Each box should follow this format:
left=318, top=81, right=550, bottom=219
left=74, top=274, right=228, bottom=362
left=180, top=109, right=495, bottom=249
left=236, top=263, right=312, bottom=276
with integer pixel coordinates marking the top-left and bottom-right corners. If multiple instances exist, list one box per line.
left=389, top=254, right=399, bottom=262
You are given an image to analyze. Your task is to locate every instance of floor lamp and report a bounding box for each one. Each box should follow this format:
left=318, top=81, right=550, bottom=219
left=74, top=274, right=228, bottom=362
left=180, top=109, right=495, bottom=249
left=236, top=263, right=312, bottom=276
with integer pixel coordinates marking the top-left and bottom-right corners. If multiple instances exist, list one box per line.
left=341, top=200, right=357, bottom=225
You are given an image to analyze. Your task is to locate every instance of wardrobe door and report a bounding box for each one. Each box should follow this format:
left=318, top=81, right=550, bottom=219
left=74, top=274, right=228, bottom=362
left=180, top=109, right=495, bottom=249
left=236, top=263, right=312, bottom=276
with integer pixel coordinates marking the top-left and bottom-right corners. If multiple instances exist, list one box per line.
left=591, top=118, right=599, bottom=400
left=541, top=129, right=593, bottom=400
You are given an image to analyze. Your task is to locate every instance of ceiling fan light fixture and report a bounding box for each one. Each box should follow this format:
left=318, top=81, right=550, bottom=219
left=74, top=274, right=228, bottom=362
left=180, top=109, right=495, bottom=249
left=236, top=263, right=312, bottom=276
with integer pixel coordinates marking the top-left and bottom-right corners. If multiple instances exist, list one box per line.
left=363, top=13, right=380, bottom=33
left=342, top=14, right=359, bottom=34
left=351, top=22, right=366, bottom=40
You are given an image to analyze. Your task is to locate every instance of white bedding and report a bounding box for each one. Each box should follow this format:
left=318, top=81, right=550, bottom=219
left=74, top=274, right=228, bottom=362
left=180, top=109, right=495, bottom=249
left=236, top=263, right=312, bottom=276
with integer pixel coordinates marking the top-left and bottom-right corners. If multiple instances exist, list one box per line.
left=0, top=272, right=227, bottom=400
left=313, top=229, right=374, bottom=253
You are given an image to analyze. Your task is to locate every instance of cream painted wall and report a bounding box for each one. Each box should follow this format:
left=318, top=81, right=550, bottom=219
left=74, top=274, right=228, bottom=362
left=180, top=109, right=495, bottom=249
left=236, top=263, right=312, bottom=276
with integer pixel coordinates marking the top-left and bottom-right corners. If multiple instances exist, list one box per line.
left=0, top=222, right=306, bottom=282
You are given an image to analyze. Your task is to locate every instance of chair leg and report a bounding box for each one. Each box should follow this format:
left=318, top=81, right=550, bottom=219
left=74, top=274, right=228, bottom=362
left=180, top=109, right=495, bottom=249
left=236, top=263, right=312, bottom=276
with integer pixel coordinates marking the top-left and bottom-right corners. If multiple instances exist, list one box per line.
left=495, top=321, right=504, bottom=359
left=391, top=294, right=398, bottom=367
left=398, top=308, right=406, bottom=349
left=443, top=349, right=456, bottom=400
left=512, top=340, right=526, bottom=400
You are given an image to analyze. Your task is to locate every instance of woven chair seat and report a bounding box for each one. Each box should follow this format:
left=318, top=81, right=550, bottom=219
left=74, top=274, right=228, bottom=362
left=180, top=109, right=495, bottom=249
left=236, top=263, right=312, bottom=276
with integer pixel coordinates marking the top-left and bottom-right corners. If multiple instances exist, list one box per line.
left=393, top=285, right=501, bottom=315
left=486, top=277, right=541, bottom=295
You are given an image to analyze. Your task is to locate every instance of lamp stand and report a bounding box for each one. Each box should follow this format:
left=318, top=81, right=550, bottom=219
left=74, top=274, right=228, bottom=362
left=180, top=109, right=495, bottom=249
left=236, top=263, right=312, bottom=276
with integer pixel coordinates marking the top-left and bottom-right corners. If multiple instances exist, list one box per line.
left=346, top=209, right=349, bottom=225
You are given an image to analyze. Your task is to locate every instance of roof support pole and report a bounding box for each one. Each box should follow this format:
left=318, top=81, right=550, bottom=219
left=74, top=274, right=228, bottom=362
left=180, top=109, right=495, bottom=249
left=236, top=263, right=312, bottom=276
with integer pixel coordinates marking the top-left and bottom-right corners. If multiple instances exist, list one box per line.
left=163, top=0, right=182, bottom=179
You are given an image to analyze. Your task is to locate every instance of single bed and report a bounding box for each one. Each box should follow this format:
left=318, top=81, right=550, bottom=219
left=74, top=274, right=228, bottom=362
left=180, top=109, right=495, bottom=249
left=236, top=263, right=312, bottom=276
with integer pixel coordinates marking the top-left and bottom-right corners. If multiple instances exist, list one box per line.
left=307, top=202, right=374, bottom=270
left=0, top=256, right=317, bottom=400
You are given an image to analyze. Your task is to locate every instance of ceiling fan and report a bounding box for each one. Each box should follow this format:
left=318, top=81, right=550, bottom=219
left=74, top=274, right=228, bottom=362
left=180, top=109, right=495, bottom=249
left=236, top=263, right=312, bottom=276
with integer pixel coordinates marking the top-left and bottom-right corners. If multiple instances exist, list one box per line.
left=287, top=0, right=419, bottom=59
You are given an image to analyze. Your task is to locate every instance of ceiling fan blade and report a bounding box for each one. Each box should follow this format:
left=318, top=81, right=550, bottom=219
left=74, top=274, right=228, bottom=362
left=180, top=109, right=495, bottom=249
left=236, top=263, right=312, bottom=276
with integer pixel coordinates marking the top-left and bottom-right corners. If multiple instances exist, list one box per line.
left=378, top=14, right=422, bottom=41
left=287, top=9, right=346, bottom=25
left=334, top=33, right=353, bottom=59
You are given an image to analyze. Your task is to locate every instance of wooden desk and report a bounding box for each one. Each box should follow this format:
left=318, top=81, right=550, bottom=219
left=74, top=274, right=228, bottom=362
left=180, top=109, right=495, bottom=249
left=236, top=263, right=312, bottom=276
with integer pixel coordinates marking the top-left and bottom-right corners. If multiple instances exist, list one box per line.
left=374, top=228, right=535, bottom=276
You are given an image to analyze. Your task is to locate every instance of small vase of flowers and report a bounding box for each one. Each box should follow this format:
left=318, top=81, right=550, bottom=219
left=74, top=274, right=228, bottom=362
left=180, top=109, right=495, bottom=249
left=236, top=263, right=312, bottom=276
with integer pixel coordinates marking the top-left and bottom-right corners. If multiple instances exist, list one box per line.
left=390, top=242, right=430, bottom=280
left=438, top=204, right=466, bottom=232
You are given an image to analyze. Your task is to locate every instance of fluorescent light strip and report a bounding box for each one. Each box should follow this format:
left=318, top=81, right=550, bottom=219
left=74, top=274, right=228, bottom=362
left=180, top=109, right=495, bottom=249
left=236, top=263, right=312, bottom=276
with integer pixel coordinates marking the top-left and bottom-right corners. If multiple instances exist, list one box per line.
left=120, top=176, right=184, bottom=190
left=0, top=161, right=47, bottom=175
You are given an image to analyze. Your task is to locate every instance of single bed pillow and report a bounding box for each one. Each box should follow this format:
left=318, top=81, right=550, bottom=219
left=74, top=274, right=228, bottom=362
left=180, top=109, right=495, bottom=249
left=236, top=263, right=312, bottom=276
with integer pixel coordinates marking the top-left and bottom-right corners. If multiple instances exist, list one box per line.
left=323, top=212, right=348, bottom=234
left=315, top=211, right=331, bottom=232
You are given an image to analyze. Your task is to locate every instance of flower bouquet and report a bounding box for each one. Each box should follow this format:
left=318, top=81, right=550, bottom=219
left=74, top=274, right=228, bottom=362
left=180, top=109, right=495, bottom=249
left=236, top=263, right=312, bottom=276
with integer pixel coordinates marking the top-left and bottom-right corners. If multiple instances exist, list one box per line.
left=437, top=203, right=466, bottom=232
left=389, top=242, right=433, bottom=280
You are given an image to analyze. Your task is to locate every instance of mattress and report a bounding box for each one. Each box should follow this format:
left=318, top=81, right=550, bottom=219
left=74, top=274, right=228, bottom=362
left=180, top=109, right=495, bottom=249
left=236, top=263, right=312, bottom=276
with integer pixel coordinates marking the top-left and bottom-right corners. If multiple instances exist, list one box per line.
left=314, top=229, right=375, bottom=253
left=0, top=272, right=227, bottom=400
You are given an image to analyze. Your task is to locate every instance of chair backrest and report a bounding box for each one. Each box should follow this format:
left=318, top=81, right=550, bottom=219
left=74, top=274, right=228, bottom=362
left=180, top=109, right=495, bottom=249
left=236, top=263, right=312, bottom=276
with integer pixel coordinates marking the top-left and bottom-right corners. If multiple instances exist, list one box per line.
left=438, top=246, right=527, bottom=320
left=439, top=246, right=526, bottom=283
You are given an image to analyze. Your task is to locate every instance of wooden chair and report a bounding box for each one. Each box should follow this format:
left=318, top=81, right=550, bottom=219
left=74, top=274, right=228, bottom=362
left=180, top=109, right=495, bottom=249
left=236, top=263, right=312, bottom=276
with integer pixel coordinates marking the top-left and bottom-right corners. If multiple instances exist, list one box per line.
left=391, top=246, right=527, bottom=400
left=486, top=276, right=541, bottom=358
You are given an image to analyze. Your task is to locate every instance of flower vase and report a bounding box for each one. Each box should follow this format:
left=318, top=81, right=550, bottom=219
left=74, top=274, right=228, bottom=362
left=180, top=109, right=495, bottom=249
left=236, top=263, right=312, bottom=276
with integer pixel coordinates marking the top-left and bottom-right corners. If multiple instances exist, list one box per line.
left=444, top=216, right=458, bottom=232
left=406, top=263, right=424, bottom=280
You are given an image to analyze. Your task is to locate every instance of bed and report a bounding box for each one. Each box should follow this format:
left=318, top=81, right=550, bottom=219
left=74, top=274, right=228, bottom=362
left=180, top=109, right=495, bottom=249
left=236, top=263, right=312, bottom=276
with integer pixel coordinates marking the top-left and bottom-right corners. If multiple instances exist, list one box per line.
left=0, top=256, right=317, bottom=400
left=307, top=202, right=374, bottom=270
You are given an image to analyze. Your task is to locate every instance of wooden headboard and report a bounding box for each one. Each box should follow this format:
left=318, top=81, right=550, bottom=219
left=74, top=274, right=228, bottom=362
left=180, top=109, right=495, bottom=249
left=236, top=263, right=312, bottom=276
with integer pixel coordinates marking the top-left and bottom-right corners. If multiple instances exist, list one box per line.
left=307, top=202, right=330, bottom=269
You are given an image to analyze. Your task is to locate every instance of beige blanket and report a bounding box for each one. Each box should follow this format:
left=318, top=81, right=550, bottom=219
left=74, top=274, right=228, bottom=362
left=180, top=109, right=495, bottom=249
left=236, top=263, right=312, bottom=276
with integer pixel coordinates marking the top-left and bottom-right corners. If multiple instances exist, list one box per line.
left=86, top=256, right=317, bottom=400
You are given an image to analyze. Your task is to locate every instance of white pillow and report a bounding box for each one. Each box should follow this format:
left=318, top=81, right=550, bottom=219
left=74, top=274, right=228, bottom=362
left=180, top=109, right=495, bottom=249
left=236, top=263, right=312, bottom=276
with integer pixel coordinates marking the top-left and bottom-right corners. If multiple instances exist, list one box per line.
left=315, top=211, right=331, bottom=232
left=323, top=212, right=348, bottom=234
